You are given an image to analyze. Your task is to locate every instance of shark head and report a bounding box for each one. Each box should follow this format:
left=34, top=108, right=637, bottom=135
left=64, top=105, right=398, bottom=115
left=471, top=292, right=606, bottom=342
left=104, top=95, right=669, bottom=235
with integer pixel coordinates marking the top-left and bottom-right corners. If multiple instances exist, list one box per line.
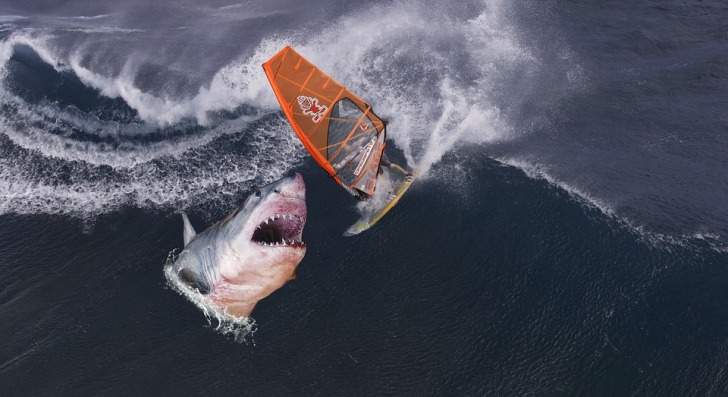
left=169, top=173, right=307, bottom=319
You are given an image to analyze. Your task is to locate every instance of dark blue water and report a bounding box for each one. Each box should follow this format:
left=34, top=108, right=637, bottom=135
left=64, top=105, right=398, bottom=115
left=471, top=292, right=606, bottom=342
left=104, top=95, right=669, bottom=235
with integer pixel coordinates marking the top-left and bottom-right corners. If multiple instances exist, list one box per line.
left=1, top=0, right=727, bottom=395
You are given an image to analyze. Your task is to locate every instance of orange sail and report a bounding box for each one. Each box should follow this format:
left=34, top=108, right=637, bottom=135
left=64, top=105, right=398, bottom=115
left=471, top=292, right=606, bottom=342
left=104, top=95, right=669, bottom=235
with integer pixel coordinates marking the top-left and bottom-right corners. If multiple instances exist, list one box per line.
left=263, top=46, right=386, bottom=197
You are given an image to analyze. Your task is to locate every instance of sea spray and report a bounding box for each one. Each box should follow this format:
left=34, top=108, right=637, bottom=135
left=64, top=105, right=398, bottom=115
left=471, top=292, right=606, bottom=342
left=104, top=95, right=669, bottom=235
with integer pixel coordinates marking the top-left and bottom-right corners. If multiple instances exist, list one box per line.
left=164, top=250, right=258, bottom=344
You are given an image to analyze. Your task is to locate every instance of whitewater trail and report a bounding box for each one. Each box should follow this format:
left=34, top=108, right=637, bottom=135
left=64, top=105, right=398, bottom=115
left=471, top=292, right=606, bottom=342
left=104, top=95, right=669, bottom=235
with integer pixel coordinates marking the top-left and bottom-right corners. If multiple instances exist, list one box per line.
left=0, top=0, right=585, bottom=221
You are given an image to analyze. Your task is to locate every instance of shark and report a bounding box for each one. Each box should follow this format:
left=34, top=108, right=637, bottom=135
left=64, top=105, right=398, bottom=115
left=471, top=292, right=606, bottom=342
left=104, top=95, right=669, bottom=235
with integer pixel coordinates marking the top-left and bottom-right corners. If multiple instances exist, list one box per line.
left=168, top=173, right=307, bottom=319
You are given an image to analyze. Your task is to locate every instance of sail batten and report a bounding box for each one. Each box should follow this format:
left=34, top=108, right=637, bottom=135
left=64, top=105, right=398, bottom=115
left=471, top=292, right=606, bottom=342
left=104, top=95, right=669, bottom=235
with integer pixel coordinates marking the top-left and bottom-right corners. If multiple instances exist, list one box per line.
left=263, top=46, right=386, bottom=197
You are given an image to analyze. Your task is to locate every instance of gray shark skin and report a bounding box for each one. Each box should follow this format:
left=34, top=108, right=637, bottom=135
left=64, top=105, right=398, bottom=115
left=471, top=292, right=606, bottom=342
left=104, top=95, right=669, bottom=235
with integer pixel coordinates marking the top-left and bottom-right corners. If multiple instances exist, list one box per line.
left=170, top=173, right=306, bottom=318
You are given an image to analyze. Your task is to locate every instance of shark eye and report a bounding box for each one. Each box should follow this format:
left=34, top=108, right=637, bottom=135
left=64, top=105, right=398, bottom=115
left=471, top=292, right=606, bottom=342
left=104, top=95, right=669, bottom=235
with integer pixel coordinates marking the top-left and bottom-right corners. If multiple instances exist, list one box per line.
left=254, top=190, right=262, bottom=198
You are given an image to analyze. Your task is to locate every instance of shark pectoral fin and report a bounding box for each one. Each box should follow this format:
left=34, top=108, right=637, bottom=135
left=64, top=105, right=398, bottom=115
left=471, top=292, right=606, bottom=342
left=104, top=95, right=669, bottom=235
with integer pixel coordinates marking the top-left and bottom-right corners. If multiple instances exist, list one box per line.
left=182, top=212, right=197, bottom=246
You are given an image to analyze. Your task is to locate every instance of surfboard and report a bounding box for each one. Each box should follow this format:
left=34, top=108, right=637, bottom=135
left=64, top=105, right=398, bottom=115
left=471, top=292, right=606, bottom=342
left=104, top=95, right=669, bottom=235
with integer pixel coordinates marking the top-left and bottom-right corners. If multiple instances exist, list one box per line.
left=343, top=170, right=417, bottom=236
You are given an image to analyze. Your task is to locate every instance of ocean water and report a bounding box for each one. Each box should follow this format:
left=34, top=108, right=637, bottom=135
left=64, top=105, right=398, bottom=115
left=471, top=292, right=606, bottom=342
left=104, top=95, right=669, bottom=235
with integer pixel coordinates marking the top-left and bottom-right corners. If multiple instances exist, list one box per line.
left=1, top=0, right=727, bottom=395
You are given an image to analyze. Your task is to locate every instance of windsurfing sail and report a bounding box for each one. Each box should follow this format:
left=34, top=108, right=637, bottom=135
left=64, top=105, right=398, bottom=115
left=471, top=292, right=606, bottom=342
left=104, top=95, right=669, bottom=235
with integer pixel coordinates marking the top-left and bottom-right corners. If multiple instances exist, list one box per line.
left=262, top=46, right=386, bottom=198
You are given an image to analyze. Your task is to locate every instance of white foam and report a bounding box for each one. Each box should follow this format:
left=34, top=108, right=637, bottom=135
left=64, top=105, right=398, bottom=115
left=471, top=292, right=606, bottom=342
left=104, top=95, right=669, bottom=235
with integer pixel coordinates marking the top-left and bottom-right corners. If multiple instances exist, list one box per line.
left=61, top=26, right=144, bottom=34
left=495, top=156, right=728, bottom=253
left=0, top=16, right=27, bottom=23
left=1, top=1, right=722, bottom=254
left=0, top=0, right=540, bottom=141
left=0, top=117, right=305, bottom=216
left=0, top=31, right=271, bottom=127
left=497, top=156, right=617, bottom=217
left=684, top=231, right=728, bottom=253
left=247, top=0, right=540, bottom=178
left=56, top=14, right=111, bottom=21
left=0, top=33, right=65, bottom=75
left=0, top=95, right=269, bottom=167
left=354, top=169, right=399, bottom=218
left=0, top=30, right=308, bottom=217
left=0, top=1, right=568, bottom=224
left=60, top=39, right=286, bottom=126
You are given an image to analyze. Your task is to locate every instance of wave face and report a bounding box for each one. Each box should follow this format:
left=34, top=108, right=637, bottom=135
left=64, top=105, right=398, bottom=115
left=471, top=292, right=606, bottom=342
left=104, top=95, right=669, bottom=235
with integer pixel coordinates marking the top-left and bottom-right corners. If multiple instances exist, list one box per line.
left=0, top=0, right=578, bottom=215
left=0, top=0, right=726, bottom=249
left=0, top=3, right=311, bottom=216
left=2, top=1, right=728, bottom=395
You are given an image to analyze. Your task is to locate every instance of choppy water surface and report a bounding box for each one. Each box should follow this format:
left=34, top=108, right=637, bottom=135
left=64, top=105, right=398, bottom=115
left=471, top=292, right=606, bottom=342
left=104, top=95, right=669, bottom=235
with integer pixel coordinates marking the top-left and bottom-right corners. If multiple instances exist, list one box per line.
left=1, top=0, right=726, bottom=395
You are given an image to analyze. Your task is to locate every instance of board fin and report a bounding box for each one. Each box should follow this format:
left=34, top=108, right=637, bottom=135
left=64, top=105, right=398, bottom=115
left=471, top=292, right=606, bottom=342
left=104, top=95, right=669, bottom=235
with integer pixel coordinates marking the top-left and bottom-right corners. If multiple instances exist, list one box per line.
left=182, top=213, right=196, bottom=246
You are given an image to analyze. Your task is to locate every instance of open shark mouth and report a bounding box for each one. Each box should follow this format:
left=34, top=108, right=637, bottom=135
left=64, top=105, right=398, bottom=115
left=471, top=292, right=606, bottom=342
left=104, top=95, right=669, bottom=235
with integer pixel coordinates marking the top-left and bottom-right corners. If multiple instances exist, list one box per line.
left=252, top=213, right=305, bottom=247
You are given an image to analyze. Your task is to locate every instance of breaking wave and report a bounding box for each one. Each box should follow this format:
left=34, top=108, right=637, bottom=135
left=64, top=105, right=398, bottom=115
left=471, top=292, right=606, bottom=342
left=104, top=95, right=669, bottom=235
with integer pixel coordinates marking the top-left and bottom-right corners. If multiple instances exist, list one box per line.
left=496, top=156, right=728, bottom=253
left=267, top=0, right=582, bottom=177
left=4, top=0, right=716, bottom=253
left=0, top=0, right=573, bottom=219
left=0, top=31, right=306, bottom=217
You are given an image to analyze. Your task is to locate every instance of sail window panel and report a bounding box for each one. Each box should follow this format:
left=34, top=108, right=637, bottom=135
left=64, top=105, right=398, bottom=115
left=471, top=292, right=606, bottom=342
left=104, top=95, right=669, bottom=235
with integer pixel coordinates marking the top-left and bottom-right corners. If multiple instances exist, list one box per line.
left=327, top=98, right=379, bottom=186
left=327, top=98, right=375, bottom=161
left=263, top=46, right=386, bottom=197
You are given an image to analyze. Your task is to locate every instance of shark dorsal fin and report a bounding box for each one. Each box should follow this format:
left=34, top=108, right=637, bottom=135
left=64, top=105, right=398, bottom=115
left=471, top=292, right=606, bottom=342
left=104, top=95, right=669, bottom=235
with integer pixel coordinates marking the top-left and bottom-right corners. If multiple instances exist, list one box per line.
left=182, top=213, right=197, bottom=246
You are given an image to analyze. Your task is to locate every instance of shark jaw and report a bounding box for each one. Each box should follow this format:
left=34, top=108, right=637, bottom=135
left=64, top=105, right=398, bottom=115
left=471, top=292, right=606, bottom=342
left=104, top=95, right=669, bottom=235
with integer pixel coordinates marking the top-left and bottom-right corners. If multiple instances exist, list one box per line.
left=167, top=173, right=307, bottom=320
left=252, top=213, right=306, bottom=247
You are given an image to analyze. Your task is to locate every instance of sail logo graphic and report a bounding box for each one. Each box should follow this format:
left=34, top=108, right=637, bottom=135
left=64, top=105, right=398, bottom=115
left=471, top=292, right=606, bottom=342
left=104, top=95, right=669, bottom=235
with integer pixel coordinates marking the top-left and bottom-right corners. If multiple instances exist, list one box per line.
left=354, top=137, right=377, bottom=176
left=297, top=96, right=328, bottom=123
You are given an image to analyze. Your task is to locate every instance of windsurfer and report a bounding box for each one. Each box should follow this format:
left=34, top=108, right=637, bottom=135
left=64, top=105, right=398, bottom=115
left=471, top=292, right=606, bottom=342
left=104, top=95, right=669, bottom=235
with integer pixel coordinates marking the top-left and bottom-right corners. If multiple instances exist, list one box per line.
left=377, top=119, right=413, bottom=180
left=379, top=152, right=411, bottom=178
left=263, top=46, right=417, bottom=234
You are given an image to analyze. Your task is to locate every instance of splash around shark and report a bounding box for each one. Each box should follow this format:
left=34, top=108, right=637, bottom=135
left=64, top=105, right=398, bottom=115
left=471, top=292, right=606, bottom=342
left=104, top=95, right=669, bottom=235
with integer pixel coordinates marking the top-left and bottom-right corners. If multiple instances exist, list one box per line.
left=165, top=173, right=307, bottom=320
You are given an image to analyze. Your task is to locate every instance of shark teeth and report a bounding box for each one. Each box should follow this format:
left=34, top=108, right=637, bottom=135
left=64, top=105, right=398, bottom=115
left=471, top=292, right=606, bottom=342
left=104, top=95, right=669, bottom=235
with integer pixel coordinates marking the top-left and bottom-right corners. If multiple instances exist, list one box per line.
left=258, top=239, right=305, bottom=247
left=252, top=212, right=306, bottom=247
left=270, top=213, right=301, bottom=222
left=255, top=213, right=303, bottom=230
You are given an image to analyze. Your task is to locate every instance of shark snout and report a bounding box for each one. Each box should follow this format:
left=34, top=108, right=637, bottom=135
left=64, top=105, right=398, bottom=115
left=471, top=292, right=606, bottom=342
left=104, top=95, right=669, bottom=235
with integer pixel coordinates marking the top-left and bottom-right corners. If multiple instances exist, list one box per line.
left=273, top=173, right=305, bottom=200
